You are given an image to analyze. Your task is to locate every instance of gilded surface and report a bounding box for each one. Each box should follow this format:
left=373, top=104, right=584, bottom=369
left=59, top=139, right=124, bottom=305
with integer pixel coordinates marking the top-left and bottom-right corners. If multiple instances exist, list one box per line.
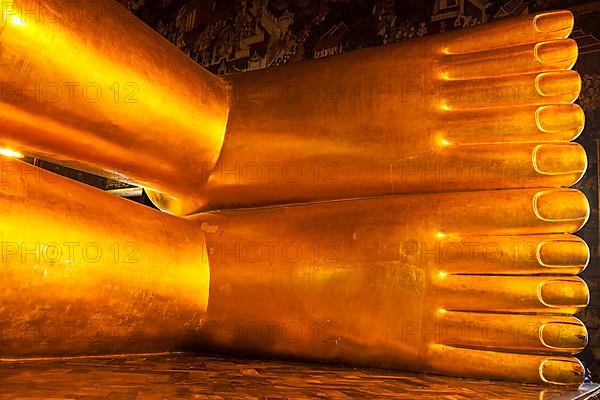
left=0, top=0, right=592, bottom=388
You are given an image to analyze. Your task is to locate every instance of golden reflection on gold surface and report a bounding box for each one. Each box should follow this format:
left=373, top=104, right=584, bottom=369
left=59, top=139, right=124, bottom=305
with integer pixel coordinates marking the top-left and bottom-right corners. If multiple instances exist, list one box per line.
left=0, top=147, right=24, bottom=158
left=3, top=354, right=599, bottom=399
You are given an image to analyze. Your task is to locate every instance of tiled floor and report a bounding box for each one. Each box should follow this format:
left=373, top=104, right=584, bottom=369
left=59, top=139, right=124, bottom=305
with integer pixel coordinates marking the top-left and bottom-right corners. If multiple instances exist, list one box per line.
left=0, top=354, right=598, bottom=400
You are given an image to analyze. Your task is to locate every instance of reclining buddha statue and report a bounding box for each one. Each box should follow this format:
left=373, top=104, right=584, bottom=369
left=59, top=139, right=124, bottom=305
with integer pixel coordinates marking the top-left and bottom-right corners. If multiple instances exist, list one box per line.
left=0, top=0, right=589, bottom=386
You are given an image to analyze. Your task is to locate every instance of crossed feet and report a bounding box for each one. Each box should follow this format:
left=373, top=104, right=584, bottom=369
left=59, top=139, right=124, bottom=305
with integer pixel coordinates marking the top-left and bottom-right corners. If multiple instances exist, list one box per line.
left=0, top=6, right=591, bottom=386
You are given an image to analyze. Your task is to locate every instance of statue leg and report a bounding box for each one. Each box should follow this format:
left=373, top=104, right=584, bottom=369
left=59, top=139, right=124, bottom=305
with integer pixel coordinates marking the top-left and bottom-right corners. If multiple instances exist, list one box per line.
left=0, top=157, right=210, bottom=356
left=0, top=3, right=584, bottom=214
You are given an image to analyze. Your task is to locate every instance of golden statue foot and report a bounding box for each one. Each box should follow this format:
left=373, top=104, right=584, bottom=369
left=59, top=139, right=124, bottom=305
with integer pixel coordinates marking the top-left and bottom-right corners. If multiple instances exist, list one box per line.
left=0, top=157, right=589, bottom=386
left=0, top=2, right=585, bottom=214
left=195, top=186, right=590, bottom=386
left=200, top=10, right=585, bottom=214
